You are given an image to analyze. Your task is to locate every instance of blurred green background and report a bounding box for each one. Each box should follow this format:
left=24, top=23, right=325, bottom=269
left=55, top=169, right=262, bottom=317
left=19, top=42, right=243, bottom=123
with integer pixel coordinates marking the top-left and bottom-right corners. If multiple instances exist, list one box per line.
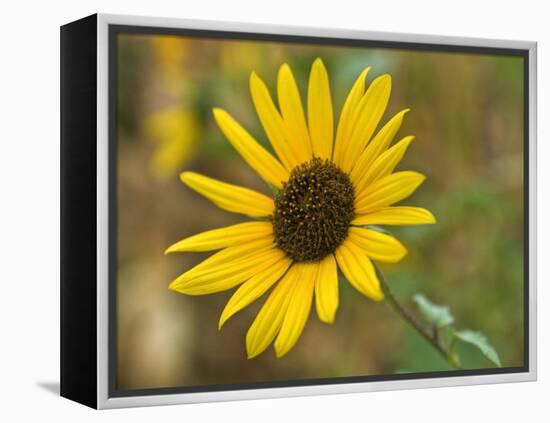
left=116, top=33, right=525, bottom=390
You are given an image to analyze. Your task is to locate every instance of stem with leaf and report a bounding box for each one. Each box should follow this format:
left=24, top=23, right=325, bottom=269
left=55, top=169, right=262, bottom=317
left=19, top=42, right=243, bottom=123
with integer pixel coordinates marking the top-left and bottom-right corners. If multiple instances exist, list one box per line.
left=375, top=266, right=463, bottom=370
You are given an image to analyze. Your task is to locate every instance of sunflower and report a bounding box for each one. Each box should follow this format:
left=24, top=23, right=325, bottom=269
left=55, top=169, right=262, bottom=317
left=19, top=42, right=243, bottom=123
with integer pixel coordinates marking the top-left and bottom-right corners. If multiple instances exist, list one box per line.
left=166, top=58, right=436, bottom=359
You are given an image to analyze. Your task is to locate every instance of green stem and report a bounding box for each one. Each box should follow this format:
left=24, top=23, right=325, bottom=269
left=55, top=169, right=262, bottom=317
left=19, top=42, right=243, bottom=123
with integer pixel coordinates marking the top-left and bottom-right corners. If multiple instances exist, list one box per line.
left=375, top=267, right=463, bottom=370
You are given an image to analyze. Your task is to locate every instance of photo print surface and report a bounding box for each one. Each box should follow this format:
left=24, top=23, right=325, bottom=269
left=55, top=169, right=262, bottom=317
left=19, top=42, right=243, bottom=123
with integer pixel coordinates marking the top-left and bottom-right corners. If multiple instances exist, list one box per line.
left=112, top=29, right=527, bottom=394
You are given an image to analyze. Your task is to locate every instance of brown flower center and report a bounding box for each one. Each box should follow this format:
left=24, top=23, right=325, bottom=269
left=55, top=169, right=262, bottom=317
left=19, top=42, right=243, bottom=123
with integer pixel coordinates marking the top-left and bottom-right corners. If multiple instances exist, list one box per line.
left=273, top=158, right=355, bottom=262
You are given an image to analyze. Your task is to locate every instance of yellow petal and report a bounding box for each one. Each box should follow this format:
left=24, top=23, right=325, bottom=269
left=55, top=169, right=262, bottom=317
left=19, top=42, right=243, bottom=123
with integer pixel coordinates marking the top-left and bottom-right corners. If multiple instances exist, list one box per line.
left=165, top=222, right=273, bottom=253
left=350, top=109, right=410, bottom=186
left=246, top=264, right=301, bottom=359
left=352, top=206, right=436, bottom=226
left=307, top=58, right=333, bottom=160
left=339, top=74, right=392, bottom=173
left=333, top=67, right=370, bottom=165
left=250, top=72, right=303, bottom=170
left=213, top=108, right=289, bottom=188
left=180, top=171, right=274, bottom=217
left=219, top=256, right=293, bottom=329
left=335, top=240, right=384, bottom=301
left=176, top=243, right=275, bottom=284
left=355, top=136, right=415, bottom=193
left=169, top=247, right=285, bottom=295
left=274, top=262, right=317, bottom=357
left=347, top=227, right=407, bottom=263
left=314, top=254, right=339, bottom=324
left=355, top=171, right=426, bottom=214
left=277, top=63, right=312, bottom=161
left=188, top=237, right=275, bottom=275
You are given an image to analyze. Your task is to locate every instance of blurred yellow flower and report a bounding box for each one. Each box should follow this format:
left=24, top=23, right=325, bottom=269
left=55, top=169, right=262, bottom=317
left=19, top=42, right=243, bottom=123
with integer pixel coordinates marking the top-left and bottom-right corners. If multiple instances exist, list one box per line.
left=166, top=58, right=435, bottom=358
left=219, top=42, right=286, bottom=78
left=143, top=106, right=199, bottom=180
left=151, top=35, right=190, bottom=92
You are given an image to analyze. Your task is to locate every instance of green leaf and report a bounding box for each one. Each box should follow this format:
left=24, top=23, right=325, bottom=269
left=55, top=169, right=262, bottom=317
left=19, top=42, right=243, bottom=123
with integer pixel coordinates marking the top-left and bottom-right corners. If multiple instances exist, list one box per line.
left=452, top=329, right=502, bottom=367
left=412, top=294, right=454, bottom=329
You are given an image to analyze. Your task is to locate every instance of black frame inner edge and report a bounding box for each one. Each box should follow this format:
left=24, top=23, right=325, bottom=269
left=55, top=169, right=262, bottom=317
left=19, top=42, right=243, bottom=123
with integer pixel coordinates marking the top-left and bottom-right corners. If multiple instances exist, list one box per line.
left=107, top=23, right=530, bottom=398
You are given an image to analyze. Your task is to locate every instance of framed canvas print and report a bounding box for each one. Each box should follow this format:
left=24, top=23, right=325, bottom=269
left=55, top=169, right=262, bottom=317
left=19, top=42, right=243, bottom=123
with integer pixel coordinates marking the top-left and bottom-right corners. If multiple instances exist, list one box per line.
left=60, top=13, right=537, bottom=409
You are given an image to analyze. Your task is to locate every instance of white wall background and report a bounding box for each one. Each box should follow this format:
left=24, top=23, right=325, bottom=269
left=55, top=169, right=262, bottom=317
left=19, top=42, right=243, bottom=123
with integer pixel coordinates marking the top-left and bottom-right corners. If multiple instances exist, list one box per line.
left=0, top=0, right=546, bottom=421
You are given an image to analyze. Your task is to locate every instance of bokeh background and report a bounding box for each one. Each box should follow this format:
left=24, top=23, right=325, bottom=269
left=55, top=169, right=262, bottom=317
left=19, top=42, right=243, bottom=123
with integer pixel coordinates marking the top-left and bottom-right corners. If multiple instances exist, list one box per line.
left=115, top=32, right=525, bottom=391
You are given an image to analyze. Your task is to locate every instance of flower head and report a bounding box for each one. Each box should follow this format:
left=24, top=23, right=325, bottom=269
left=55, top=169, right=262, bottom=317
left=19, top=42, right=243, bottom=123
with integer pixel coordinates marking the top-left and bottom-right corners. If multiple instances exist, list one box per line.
left=166, top=58, right=436, bottom=358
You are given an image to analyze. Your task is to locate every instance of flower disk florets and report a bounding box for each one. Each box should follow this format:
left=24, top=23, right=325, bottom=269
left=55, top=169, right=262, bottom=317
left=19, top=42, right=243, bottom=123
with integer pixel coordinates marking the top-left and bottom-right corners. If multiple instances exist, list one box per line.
left=273, top=158, right=355, bottom=262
